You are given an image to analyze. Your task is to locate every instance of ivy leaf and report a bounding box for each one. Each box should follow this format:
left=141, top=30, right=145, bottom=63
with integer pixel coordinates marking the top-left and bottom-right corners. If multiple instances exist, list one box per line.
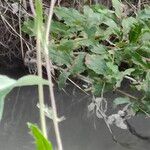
left=54, top=7, right=84, bottom=26
left=106, top=62, right=122, bottom=87
left=51, top=21, right=69, bottom=35
left=58, top=71, right=70, bottom=89
left=92, top=81, right=103, bottom=96
left=70, top=53, right=86, bottom=75
left=90, top=45, right=106, bottom=54
left=85, top=54, right=107, bottom=75
left=49, top=48, right=72, bottom=66
left=74, top=38, right=94, bottom=47
left=83, top=6, right=103, bottom=26
left=84, top=26, right=97, bottom=39
left=57, top=40, right=74, bottom=52
left=106, top=62, right=119, bottom=74
left=28, top=123, right=53, bottom=150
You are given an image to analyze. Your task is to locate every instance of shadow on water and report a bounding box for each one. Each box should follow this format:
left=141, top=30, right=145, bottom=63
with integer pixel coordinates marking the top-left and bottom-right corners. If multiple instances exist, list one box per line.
left=0, top=70, right=150, bottom=150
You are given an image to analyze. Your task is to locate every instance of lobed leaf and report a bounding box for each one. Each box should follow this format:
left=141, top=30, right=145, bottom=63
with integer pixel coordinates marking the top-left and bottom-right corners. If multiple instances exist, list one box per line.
left=85, top=54, right=107, bottom=75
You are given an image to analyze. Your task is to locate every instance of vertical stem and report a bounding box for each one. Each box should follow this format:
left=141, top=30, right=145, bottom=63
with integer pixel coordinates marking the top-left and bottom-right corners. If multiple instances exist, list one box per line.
left=45, top=54, right=63, bottom=150
left=19, top=0, right=24, bottom=59
left=36, top=33, right=47, bottom=138
left=138, top=0, right=141, bottom=11
left=44, top=0, right=63, bottom=149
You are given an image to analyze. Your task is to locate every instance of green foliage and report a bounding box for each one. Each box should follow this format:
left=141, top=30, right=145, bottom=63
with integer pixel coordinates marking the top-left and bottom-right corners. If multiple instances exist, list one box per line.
left=22, top=1, right=150, bottom=114
left=129, top=23, right=142, bottom=43
left=0, top=75, right=49, bottom=121
left=58, top=71, right=70, bottom=89
left=28, top=123, right=53, bottom=150
left=113, top=97, right=131, bottom=106
left=112, top=0, right=123, bottom=18
left=85, top=54, right=107, bottom=75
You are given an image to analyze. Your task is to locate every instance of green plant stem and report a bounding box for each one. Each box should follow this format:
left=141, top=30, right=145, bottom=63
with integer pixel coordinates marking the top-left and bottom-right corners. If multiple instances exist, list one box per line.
left=36, top=31, right=47, bottom=138
left=44, top=0, right=63, bottom=150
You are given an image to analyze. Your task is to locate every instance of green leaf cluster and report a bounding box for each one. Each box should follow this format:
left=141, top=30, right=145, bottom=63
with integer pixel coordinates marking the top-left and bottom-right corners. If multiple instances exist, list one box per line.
left=22, top=1, right=150, bottom=113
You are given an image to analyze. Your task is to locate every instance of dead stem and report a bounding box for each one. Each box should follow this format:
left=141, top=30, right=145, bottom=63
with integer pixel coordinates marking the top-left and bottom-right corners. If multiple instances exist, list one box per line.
left=19, top=0, right=24, bottom=59
left=44, top=0, right=63, bottom=149
left=115, top=89, right=138, bottom=100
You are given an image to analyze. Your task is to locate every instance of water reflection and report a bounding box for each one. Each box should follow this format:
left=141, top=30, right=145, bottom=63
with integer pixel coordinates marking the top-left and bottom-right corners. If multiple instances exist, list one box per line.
left=0, top=83, right=150, bottom=150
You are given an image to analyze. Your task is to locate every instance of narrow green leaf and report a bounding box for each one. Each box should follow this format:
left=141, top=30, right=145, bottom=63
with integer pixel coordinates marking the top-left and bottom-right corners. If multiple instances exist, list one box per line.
left=122, top=17, right=137, bottom=34
left=112, top=0, right=123, bottom=18
left=28, top=123, right=53, bottom=150
left=131, top=51, right=149, bottom=69
left=16, top=75, right=49, bottom=87
left=123, top=68, right=135, bottom=76
left=129, top=23, right=142, bottom=43
left=113, top=97, right=131, bottom=106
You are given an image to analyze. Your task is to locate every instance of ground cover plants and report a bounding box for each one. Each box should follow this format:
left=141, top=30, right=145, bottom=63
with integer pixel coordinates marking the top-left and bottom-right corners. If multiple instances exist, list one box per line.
left=0, top=0, right=150, bottom=150
left=23, top=0, right=150, bottom=113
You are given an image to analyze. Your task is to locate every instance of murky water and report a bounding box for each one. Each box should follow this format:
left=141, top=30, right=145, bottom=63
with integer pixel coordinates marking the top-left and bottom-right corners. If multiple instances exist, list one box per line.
left=0, top=71, right=150, bottom=150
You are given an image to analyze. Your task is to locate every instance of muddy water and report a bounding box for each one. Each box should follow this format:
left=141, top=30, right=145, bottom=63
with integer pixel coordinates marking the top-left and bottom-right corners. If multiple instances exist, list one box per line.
left=0, top=74, right=150, bottom=150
